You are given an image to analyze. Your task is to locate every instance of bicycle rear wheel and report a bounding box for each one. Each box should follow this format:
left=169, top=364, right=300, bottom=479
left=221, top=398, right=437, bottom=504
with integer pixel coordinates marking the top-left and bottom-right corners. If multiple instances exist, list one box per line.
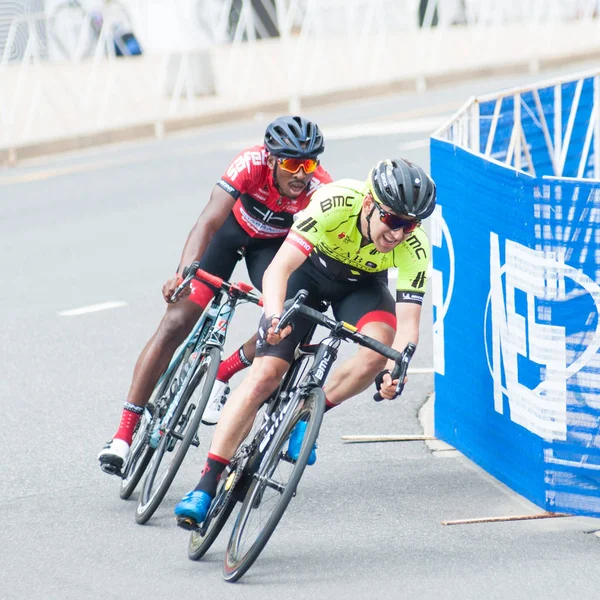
left=49, top=1, right=96, bottom=60
left=135, top=346, right=220, bottom=524
left=223, top=387, right=325, bottom=582
left=119, top=350, right=188, bottom=500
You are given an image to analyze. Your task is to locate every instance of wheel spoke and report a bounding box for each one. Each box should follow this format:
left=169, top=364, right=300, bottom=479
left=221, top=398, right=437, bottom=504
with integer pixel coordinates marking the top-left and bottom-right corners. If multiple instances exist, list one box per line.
left=224, top=389, right=325, bottom=582
left=136, top=348, right=220, bottom=524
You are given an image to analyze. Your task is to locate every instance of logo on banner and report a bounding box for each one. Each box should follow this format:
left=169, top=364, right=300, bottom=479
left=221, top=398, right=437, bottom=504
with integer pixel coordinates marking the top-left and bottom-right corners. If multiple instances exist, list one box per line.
left=431, top=206, right=455, bottom=376
left=485, top=233, right=600, bottom=441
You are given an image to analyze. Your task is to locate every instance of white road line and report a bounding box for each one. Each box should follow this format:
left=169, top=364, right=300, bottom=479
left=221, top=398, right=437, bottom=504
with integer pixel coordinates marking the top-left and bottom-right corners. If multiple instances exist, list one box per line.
left=396, top=139, right=430, bottom=151
left=225, top=116, right=451, bottom=150
left=323, top=117, right=447, bottom=140
left=58, top=301, right=127, bottom=316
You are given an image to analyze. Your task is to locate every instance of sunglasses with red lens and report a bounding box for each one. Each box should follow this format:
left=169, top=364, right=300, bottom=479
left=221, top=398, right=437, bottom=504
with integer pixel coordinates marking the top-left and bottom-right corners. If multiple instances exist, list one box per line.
left=374, top=201, right=420, bottom=232
left=277, top=157, right=319, bottom=174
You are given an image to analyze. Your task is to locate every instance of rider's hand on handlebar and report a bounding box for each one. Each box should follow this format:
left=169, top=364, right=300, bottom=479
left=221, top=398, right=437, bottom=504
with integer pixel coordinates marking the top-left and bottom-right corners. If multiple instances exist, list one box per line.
left=376, top=371, right=408, bottom=400
left=265, top=316, right=292, bottom=345
left=162, top=274, right=190, bottom=303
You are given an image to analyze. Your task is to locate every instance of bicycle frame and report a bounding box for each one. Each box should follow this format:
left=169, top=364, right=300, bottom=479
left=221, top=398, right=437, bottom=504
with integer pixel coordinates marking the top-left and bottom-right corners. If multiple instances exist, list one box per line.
left=240, top=330, right=338, bottom=476
left=152, top=287, right=252, bottom=442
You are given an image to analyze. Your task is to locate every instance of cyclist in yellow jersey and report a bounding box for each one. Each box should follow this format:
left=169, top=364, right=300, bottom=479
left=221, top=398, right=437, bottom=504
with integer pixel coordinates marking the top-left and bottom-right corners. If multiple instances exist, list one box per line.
left=175, top=158, right=437, bottom=524
left=288, top=179, right=430, bottom=295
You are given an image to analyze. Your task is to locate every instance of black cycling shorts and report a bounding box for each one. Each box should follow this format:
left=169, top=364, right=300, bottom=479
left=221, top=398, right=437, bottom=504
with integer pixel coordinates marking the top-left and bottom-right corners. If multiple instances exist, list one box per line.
left=256, top=260, right=396, bottom=363
left=189, top=212, right=285, bottom=304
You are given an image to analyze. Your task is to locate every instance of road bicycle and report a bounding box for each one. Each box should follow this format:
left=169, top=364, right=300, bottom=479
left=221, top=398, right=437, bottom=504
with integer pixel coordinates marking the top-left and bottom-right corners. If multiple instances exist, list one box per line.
left=49, top=0, right=139, bottom=61
left=115, top=265, right=262, bottom=524
left=179, top=289, right=415, bottom=582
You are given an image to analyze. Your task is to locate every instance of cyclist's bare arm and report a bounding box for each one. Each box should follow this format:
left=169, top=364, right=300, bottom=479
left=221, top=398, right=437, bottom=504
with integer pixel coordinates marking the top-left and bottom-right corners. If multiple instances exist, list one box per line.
left=163, top=186, right=237, bottom=302
left=378, top=302, right=421, bottom=399
left=261, top=242, right=308, bottom=343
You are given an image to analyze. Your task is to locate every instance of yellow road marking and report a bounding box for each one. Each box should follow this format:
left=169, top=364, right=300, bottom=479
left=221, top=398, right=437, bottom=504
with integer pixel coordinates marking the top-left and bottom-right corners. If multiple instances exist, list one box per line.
left=0, top=100, right=460, bottom=186
left=0, top=156, right=143, bottom=185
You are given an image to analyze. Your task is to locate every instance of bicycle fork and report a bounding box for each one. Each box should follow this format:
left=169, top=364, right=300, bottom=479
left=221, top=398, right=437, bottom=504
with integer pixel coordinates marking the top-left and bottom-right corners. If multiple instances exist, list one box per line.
left=149, top=298, right=238, bottom=449
left=249, top=338, right=339, bottom=479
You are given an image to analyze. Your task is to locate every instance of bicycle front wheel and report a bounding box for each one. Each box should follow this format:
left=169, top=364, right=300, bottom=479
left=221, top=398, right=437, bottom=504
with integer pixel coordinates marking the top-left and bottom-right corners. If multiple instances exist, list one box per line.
left=223, top=387, right=325, bottom=582
left=187, top=460, right=241, bottom=561
left=120, top=350, right=187, bottom=500
left=119, top=408, right=154, bottom=500
left=49, top=1, right=96, bottom=60
left=135, top=346, right=220, bottom=524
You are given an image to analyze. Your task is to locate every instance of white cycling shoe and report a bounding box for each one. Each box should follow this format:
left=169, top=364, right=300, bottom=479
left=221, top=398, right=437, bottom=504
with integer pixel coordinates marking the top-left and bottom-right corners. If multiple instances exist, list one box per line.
left=202, top=380, right=230, bottom=425
left=98, top=438, right=130, bottom=475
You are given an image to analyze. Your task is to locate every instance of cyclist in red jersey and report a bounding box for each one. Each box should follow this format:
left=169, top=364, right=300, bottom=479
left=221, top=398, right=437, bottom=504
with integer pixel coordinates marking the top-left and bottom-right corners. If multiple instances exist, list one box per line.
left=98, top=116, right=332, bottom=474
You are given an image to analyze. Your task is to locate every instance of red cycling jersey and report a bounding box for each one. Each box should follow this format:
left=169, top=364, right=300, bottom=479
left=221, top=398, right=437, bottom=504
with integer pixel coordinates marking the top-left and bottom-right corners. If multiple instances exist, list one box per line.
left=217, top=145, right=332, bottom=239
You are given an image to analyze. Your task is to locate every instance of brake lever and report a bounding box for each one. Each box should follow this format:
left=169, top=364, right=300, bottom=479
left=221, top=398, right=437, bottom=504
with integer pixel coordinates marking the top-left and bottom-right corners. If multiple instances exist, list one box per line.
left=374, top=342, right=416, bottom=402
left=170, top=273, right=194, bottom=303
left=273, top=289, right=308, bottom=334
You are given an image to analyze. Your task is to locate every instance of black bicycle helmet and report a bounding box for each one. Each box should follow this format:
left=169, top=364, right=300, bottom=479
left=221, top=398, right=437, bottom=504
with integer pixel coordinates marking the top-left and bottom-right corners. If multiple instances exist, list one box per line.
left=367, top=158, right=436, bottom=219
left=264, top=116, right=325, bottom=159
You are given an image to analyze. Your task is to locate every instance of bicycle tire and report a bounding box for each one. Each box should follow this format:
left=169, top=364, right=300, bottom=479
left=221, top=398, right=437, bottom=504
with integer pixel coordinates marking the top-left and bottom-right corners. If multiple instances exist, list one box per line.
left=119, top=351, right=187, bottom=500
left=135, top=346, right=220, bottom=524
left=187, top=460, right=242, bottom=561
left=223, top=387, right=325, bottom=582
left=119, top=412, right=154, bottom=500
left=49, top=1, right=96, bottom=60
left=187, top=396, right=274, bottom=559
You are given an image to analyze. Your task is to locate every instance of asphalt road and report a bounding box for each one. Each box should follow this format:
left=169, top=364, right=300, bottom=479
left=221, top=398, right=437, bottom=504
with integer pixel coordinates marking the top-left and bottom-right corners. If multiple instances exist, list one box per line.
left=2, top=62, right=600, bottom=599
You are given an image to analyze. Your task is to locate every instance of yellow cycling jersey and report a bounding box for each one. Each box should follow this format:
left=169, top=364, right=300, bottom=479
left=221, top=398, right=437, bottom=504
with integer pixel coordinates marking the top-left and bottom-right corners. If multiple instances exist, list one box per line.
left=286, top=179, right=430, bottom=302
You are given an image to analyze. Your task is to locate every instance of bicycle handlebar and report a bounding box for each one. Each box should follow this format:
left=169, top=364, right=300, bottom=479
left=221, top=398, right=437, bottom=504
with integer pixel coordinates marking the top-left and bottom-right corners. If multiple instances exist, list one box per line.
left=170, top=263, right=262, bottom=306
left=275, top=290, right=415, bottom=400
left=373, top=342, right=416, bottom=402
left=273, top=290, right=309, bottom=335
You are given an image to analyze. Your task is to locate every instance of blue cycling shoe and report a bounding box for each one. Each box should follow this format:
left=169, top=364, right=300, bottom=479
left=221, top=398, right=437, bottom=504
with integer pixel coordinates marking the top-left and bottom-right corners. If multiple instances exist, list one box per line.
left=287, top=420, right=317, bottom=465
left=174, top=490, right=213, bottom=529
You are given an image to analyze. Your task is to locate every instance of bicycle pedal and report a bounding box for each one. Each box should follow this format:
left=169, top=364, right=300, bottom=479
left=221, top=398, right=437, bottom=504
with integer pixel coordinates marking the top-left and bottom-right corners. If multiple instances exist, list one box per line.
left=176, top=516, right=199, bottom=531
left=100, top=462, right=123, bottom=477
left=282, top=452, right=295, bottom=464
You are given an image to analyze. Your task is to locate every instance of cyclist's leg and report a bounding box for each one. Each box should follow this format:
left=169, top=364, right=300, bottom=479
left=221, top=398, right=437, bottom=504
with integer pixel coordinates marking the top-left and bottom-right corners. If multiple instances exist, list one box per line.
left=189, top=212, right=250, bottom=305
left=101, top=215, right=247, bottom=463
left=175, top=352, right=291, bottom=521
left=204, top=237, right=288, bottom=425
left=209, top=258, right=320, bottom=455
left=215, top=236, right=285, bottom=380
left=176, top=267, right=320, bottom=520
left=324, top=277, right=396, bottom=405
left=98, top=297, right=207, bottom=471
left=123, top=214, right=246, bottom=412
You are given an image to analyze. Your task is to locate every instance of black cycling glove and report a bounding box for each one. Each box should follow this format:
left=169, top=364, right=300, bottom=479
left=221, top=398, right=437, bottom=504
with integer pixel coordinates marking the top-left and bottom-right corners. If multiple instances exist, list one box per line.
left=375, top=369, right=392, bottom=391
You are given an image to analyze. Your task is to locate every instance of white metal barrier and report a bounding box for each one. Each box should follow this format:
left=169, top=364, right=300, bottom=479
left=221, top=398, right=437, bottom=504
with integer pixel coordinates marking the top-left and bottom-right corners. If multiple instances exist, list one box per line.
left=2, top=0, right=600, bottom=154
left=434, top=69, right=600, bottom=179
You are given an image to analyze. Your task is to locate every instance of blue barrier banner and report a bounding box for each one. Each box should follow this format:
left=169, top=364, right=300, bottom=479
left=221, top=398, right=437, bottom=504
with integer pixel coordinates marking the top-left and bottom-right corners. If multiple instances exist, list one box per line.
left=431, top=138, right=600, bottom=516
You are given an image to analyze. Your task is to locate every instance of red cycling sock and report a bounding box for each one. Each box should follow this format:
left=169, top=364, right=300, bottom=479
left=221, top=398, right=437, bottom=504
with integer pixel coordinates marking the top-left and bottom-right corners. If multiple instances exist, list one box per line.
left=216, top=346, right=252, bottom=383
left=325, top=397, right=337, bottom=412
left=195, top=453, right=230, bottom=496
left=114, top=402, right=144, bottom=445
